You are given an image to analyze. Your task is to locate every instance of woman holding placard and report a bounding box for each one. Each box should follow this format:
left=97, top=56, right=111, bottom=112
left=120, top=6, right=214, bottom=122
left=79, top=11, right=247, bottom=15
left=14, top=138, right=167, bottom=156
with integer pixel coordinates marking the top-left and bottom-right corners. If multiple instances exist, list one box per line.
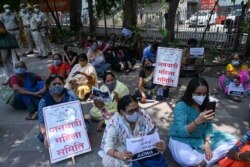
left=218, top=53, right=250, bottom=102
left=168, top=77, right=236, bottom=167
left=134, top=58, right=169, bottom=103
left=100, top=95, right=167, bottom=167
left=38, top=74, right=79, bottom=146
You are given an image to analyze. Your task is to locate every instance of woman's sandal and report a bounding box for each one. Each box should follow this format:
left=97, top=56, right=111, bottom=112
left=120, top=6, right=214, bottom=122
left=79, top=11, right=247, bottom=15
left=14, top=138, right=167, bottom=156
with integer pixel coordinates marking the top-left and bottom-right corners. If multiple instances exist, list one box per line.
left=25, top=111, right=38, bottom=120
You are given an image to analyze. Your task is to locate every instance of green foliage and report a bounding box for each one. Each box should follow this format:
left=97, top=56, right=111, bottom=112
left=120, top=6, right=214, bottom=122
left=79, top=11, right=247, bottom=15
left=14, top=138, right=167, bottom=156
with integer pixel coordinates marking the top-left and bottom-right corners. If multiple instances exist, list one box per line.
left=239, top=21, right=250, bottom=33
left=96, top=0, right=119, bottom=17
left=159, top=28, right=169, bottom=44
left=129, top=25, right=145, bottom=36
left=0, top=0, right=22, bottom=13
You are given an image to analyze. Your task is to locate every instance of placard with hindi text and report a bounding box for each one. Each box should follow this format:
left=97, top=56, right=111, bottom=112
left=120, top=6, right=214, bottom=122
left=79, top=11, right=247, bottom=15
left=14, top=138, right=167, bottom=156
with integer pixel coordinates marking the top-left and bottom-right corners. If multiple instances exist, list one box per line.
left=43, top=100, right=91, bottom=164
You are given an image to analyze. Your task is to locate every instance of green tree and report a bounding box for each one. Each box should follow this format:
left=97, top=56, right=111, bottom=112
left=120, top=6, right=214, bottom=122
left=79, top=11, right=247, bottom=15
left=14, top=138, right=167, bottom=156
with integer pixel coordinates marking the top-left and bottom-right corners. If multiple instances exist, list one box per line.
left=87, top=0, right=95, bottom=34
left=70, top=0, right=82, bottom=31
left=123, top=0, right=138, bottom=28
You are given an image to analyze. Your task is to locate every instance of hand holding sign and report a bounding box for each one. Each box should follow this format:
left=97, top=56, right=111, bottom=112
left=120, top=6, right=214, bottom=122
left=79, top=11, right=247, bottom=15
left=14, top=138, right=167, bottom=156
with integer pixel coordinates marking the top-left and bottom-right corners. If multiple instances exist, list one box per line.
left=118, top=151, right=133, bottom=161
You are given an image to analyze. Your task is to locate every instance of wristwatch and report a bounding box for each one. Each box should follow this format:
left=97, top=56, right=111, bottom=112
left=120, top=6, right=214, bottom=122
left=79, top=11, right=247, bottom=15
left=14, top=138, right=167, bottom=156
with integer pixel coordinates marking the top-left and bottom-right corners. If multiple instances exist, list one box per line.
left=205, top=139, right=211, bottom=144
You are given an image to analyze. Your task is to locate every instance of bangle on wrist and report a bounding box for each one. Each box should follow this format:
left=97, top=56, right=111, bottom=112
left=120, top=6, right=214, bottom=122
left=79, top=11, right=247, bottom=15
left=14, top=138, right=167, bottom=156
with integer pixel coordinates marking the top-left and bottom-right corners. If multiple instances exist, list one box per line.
left=112, top=150, right=117, bottom=158
left=193, top=120, right=198, bottom=126
left=205, top=139, right=211, bottom=144
left=235, top=152, right=241, bottom=160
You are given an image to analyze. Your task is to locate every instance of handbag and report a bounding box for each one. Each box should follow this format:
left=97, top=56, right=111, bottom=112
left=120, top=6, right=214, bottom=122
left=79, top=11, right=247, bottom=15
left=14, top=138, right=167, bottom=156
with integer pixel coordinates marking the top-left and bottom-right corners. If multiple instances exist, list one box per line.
left=132, top=153, right=168, bottom=167
left=0, top=85, right=15, bottom=105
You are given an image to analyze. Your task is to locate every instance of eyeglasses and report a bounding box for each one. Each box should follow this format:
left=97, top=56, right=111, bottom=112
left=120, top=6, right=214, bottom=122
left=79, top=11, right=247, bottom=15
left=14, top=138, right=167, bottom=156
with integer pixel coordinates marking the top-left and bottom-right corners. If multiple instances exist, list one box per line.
left=125, top=107, right=140, bottom=115
left=52, top=82, right=63, bottom=86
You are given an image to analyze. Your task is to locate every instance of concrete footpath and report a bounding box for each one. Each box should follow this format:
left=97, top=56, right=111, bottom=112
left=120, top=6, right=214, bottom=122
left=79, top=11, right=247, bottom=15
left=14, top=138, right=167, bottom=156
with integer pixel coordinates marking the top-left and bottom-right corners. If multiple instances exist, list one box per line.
left=0, top=45, right=249, bottom=167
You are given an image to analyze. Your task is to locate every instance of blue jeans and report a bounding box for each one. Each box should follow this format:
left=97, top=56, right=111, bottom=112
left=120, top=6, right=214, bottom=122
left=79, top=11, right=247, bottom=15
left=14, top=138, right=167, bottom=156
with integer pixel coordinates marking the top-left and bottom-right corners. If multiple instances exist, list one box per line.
left=94, top=63, right=111, bottom=75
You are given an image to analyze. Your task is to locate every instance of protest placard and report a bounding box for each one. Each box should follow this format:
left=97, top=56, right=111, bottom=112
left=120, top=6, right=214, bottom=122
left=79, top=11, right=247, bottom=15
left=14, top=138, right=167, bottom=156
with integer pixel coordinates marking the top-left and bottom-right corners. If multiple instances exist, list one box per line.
left=228, top=82, right=244, bottom=96
left=189, top=47, right=204, bottom=58
left=153, top=47, right=182, bottom=87
left=43, top=100, right=91, bottom=164
left=126, top=133, right=160, bottom=161
left=92, top=87, right=112, bottom=103
left=121, top=28, right=133, bottom=38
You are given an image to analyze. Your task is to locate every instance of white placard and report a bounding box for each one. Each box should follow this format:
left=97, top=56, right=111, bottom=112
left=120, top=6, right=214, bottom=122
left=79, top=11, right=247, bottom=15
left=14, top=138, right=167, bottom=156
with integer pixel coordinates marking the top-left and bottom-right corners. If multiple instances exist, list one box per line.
left=92, top=56, right=104, bottom=66
left=126, top=133, right=160, bottom=161
left=121, top=28, right=133, bottom=38
left=189, top=47, right=204, bottom=58
left=153, top=47, right=183, bottom=87
left=43, top=101, right=91, bottom=164
left=227, top=82, right=244, bottom=96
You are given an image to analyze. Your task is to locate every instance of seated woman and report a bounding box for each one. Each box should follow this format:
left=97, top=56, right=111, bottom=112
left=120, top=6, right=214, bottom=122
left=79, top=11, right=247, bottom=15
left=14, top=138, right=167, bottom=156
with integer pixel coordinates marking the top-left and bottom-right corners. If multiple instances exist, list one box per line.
left=65, top=53, right=98, bottom=100
left=100, top=95, right=167, bottom=167
left=180, top=38, right=204, bottom=77
left=219, top=131, right=250, bottom=167
left=87, top=41, right=111, bottom=77
left=38, top=74, right=79, bottom=146
left=90, top=71, right=129, bottom=131
left=168, top=77, right=236, bottom=167
left=134, top=58, right=169, bottom=103
left=8, top=61, right=45, bottom=120
left=49, top=53, right=71, bottom=79
left=218, top=53, right=250, bottom=102
left=63, top=44, right=78, bottom=68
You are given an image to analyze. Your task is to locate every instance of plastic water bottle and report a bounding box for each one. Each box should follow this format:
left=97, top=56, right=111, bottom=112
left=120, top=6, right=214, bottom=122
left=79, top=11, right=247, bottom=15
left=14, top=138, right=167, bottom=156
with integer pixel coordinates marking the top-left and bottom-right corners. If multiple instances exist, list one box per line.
left=233, top=131, right=250, bottom=151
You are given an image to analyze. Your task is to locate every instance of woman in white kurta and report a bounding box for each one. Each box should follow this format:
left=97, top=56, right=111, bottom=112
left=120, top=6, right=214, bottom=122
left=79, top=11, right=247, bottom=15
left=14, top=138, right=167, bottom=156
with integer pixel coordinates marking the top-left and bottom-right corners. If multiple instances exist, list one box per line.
left=65, top=53, right=97, bottom=100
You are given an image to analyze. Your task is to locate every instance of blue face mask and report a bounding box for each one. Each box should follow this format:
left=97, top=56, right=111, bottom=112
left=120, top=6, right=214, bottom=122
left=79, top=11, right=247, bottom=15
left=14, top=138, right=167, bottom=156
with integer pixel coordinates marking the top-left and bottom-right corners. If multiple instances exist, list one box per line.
left=49, top=85, right=64, bottom=94
left=53, top=60, right=62, bottom=66
left=15, top=67, right=27, bottom=75
left=125, top=111, right=140, bottom=123
left=106, top=81, right=116, bottom=92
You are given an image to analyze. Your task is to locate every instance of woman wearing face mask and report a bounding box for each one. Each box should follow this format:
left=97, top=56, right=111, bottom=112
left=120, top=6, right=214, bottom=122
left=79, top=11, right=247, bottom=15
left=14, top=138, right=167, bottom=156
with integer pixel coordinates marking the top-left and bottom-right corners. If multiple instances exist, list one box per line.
left=49, top=53, right=71, bottom=79
left=65, top=53, right=98, bottom=100
left=134, top=58, right=169, bottom=103
left=100, top=95, right=167, bottom=167
left=8, top=61, right=46, bottom=120
left=87, top=41, right=111, bottom=77
left=37, top=75, right=79, bottom=147
left=218, top=54, right=250, bottom=102
left=63, top=44, right=78, bottom=67
left=168, top=77, right=236, bottom=167
left=90, top=71, right=129, bottom=131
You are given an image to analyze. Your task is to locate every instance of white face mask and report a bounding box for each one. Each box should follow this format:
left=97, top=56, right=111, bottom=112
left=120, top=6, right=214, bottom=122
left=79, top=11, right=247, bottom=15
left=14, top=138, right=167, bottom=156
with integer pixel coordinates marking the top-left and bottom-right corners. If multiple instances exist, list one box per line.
left=5, top=9, right=11, bottom=14
left=192, top=95, right=206, bottom=106
left=124, top=111, right=140, bottom=123
left=34, top=8, right=39, bottom=13
left=232, top=60, right=239, bottom=66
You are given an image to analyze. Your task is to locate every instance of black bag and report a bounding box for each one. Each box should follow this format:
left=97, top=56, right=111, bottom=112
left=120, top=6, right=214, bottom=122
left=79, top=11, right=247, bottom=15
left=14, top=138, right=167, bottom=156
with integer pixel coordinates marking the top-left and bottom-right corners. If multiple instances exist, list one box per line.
left=0, top=33, right=19, bottom=49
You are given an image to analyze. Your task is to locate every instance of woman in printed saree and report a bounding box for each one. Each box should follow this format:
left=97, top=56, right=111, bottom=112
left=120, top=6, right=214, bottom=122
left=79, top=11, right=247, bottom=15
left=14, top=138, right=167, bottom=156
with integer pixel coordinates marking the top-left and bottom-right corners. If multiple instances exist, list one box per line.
left=100, top=95, right=167, bottom=167
left=8, top=61, right=45, bottom=120
left=48, top=53, right=71, bottom=79
left=65, top=53, right=98, bottom=100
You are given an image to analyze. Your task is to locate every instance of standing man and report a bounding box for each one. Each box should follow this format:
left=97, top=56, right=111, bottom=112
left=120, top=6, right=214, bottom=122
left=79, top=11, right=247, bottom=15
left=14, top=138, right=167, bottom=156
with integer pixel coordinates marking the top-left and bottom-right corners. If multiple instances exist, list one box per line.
left=33, top=4, right=52, bottom=56
left=30, top=6, right=48, bottom=59
left=0, top=4, right=24, bottom=56
left=19, top=3, right=34, bottom=55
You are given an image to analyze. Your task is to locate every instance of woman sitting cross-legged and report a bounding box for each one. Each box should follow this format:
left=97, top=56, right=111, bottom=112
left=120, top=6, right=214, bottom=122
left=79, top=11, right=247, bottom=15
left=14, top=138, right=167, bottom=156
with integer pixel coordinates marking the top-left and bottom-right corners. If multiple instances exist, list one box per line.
left=65, top=53, right=98, bottom=101
left=37, top=74, right=80, bottom=146
left=8, top=61, right=46, bottom=120
left=168, top=77, right=236, bottom=167
left=90, top=71, right=129, bottom=131
left=100, top=95, right=168, bottom=167
left=134, top=58, right=169, bottom=103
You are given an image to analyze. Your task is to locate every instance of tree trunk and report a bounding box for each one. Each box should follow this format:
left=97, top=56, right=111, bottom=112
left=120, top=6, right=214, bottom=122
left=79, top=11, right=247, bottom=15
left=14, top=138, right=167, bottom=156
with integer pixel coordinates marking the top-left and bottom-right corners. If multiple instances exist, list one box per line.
left=243, top=30, right=250, bottom=58
left=43, top=0, right=62, bottom=31
left=165, top=0, right=180, bottom=42
left=87, top=0, right=95, bottom=34
left=70, top=0, right=82, bottom=31
left=123, top=0, right=138, bottom=28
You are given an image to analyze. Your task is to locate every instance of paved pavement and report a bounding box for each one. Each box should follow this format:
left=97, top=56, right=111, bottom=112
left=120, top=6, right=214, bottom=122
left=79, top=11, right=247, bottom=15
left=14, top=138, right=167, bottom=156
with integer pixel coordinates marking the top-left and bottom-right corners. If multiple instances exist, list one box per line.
left=0, top=44, right=249, bottom=167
